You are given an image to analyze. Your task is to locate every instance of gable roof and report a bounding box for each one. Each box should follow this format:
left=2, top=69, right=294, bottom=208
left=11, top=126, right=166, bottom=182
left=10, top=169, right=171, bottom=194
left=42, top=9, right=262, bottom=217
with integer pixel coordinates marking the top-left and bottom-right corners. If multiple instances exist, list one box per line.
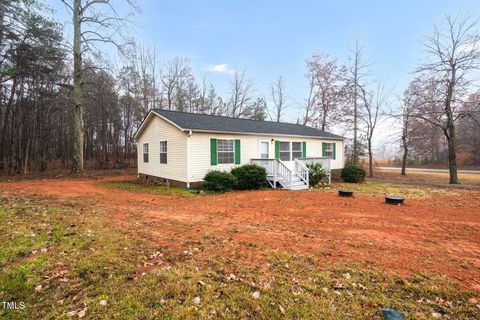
left=136, top=109, right=345, bottom=140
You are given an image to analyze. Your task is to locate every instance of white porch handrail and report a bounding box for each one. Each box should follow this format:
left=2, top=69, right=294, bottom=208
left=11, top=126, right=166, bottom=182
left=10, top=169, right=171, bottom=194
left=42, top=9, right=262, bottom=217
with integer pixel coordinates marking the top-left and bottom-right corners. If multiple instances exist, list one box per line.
left=298, top=157, right=332, bottom=185
left=294, top=159, right=309, bottom=186
left=251, top=158, right=310, bottom=190
left=277, top=159, right=292, bottom=188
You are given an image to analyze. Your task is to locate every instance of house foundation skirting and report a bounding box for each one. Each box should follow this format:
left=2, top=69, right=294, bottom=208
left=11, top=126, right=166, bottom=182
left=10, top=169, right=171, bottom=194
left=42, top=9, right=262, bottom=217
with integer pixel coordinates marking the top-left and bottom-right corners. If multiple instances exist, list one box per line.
left=138, top=173, right=203, bottom=189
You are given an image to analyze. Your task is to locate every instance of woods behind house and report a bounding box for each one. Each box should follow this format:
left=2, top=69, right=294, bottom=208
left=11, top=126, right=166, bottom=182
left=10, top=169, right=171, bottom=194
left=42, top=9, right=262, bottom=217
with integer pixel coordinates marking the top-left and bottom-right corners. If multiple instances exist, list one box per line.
left=0, top=1, right=479, bottom=183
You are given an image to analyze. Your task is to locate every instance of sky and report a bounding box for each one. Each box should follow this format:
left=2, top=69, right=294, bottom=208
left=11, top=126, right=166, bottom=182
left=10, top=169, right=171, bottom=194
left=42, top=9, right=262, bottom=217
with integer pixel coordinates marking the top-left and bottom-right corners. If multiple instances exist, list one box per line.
left=47, top=0, right=479, bottom=156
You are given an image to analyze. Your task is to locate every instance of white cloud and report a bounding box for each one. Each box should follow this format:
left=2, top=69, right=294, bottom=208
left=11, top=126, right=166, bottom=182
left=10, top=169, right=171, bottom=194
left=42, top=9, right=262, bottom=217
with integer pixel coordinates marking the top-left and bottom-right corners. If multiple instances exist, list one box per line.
left=205, top=63, right=235, bottom=75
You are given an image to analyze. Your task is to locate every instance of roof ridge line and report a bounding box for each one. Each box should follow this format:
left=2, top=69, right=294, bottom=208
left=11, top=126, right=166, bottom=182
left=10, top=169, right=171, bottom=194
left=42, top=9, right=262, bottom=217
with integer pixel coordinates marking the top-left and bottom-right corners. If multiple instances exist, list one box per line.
left=153, top=109, right=309, bottom=127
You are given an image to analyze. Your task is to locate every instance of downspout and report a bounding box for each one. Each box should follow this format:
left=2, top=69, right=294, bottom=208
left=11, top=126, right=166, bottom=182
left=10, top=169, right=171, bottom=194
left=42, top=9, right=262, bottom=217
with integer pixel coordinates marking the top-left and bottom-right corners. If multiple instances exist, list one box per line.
left=186, top=130, right=192, bottom=188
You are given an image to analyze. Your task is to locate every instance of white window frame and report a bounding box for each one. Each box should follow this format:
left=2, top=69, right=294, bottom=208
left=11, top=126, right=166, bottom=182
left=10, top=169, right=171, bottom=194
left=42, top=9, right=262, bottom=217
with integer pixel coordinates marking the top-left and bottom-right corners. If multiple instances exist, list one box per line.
left=325, top=143, right=334, bottom=158
left=217, top=139, right=235, bottom=164
left=159, top=141, right=167, bottom=164
left=279, top=141, right=303, bottom=161
left=279, top=141, right=291, bottom=161
left=143, top=143, right=149, bottom=163
left=258, top=139, right=270, bottom=159
left=292, top=142, right=303, bottom=160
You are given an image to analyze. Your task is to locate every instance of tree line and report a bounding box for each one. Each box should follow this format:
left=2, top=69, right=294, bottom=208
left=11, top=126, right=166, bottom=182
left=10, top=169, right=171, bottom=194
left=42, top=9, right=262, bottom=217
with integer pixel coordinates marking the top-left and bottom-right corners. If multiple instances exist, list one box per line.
left=0, top=1, right=479, bottom=184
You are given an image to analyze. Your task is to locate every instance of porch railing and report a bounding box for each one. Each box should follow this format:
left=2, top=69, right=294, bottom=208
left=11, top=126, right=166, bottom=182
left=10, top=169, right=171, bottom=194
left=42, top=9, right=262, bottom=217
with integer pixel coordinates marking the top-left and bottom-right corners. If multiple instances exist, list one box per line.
left=277, top=159, right=292, bottom=188
left=294, top=159, right=309, bottom=186
left=297, top=157, right=331, bottom=185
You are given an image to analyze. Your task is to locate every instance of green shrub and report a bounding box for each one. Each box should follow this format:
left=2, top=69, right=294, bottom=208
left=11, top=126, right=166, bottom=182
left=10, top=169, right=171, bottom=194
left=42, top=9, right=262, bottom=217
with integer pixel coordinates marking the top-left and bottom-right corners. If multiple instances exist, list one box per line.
left=306, top=162, right=329, bottom=187
left=203, top=170, right=237, bottom=193
left=231, top=164, right=267, bottom=190
left=341, top=164, right=366, bottom=183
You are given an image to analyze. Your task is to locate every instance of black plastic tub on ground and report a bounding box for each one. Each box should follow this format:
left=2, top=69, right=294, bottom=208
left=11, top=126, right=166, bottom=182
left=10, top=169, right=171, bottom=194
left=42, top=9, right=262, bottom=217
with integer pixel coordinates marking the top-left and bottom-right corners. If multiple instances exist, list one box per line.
left=338, top=189, right=354, bottom=197
left=385, top=196, right=405, bottom=205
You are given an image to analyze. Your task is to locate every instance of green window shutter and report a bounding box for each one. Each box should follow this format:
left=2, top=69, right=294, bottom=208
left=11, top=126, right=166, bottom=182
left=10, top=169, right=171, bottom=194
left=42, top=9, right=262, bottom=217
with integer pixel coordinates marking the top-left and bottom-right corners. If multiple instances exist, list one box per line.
left=274, top=141, right=280, bottom=159
left=235, top=139, right=241, bottom=164
left=322, top=142, right=326, bottom=157
left=302, top=141, right=307, bottom=158
left=210, top=138, right=217, bottom=165
left=332, top=142, right=336, bottom=160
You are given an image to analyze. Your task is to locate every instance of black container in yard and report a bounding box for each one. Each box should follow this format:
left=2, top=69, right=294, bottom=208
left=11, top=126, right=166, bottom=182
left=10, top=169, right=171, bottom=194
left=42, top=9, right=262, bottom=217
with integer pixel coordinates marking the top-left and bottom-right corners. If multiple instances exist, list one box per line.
left=338, top=189, right=354, bottom=197
left=385, top=196, right=405, bottom=205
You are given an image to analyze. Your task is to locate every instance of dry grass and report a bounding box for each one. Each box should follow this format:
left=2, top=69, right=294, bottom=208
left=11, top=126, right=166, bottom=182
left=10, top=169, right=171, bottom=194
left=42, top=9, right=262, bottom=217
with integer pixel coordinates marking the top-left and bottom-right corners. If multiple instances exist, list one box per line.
left=1, top=193, right=479, bottom=319
left=373, top=169, right=480, bottom=186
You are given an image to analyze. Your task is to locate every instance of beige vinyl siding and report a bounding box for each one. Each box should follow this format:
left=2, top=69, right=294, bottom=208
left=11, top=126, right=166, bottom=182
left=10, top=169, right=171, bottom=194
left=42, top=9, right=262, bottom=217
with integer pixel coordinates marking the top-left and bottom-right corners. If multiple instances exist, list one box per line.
left=188, top=132, right=344, bottom=182
left=305, top=139, right=344, bottom=169
left=136, top=116, right=187, bottom=182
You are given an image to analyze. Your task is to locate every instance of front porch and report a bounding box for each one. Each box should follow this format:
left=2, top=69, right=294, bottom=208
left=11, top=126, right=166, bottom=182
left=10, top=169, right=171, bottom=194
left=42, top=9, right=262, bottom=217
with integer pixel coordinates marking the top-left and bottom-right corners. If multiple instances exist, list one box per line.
left=251, top=157, right=331, bottom=190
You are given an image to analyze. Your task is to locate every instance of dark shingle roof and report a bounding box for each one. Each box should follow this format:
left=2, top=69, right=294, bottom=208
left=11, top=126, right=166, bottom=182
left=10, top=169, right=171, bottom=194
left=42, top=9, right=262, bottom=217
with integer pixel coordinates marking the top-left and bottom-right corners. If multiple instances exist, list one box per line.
left=153, top=109, right=344, bottom=139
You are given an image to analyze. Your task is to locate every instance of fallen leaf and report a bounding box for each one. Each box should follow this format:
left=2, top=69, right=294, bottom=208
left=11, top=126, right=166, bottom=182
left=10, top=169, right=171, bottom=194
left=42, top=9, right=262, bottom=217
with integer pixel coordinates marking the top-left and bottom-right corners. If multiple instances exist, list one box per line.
left=78, top=308, right=87, bottom=318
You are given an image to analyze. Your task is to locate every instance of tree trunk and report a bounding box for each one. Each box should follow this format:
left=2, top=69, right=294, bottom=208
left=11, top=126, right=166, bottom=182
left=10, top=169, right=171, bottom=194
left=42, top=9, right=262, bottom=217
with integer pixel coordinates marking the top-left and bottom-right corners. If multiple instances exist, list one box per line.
left=72, top=0, right=84, bottom=172
left=400, top=117, right=408, bottom=175
left=23, top=138, right=30, bottom=175
left=352, top=60, right=359, bottom=164
left=446, top=129, right=458, bottom=184
left=445, top=68, right=458, bottom=184
left=401, top=140, right=408, bottom=176
left=368, top=138, right=373, bottom=178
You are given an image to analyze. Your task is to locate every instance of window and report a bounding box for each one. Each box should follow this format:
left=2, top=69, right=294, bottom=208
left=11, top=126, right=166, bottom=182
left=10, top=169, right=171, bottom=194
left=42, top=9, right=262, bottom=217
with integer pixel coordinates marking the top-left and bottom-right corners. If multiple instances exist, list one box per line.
left=217, top=139, right=234, bottom=164
left=143, top=143, right=149, bottom=163
left=279, top=141, right=291, bottom=161
left=292, top=142, right=303, bottom=160
left=159, top=141, right=167, bottom=164
left=325, top=143, right=334, bottom=158
left=259, top=141, right=269, bottom=159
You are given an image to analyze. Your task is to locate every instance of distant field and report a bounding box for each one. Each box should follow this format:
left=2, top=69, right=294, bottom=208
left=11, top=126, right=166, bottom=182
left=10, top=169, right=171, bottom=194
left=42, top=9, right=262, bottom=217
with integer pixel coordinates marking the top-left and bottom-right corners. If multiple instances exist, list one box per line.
left=373, top=168, right=480, bottom=186
left=373, top=160, right=480, bottom=171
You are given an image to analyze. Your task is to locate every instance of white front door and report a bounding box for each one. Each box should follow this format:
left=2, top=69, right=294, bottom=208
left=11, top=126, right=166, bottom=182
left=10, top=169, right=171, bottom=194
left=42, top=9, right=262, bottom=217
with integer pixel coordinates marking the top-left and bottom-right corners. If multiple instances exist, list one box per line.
left=259, top=141, right=269, bottom=159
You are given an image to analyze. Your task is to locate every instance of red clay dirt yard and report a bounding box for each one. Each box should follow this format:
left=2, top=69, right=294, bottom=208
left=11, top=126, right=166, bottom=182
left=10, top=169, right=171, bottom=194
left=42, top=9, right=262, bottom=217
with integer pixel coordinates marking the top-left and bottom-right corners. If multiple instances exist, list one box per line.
left=2, top=175, right=479, bottom=290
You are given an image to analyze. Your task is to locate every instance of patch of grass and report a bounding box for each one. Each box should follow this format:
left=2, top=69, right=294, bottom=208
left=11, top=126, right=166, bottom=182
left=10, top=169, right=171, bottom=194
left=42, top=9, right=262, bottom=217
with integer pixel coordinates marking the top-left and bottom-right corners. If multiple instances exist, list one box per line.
left=104, top=180, right=196, bottom=197
left=336, top=181, right=460, bottom=198
left=0, top=194, right=478, bottom=319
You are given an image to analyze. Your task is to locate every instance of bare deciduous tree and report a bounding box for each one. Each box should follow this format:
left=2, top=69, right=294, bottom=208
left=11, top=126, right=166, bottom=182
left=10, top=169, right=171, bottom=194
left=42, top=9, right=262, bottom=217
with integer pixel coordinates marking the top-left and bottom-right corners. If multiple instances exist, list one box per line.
left=161, top=57, right=191, bottom=111
left=60, top=0, right=137, bottom=172
left=360, top=81, right=386, bottom=177
left=400, top=84, right=415, bottom=176
left=227, top=68, right=256, bottom=118
left=270, top=76, right=287, bottom=122
left=306, top=52, right=347, bottom=131
left=301, top=73, right=316, bottom=125
left=347, top=39, right=370, bottom=164
left=414, top=14, right=480, bottom=184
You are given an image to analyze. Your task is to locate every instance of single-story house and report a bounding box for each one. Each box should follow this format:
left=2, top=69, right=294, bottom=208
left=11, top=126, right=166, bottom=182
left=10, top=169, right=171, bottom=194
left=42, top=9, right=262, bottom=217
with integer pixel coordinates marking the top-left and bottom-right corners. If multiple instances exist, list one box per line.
left=134, top=110, right=345, bottom=190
